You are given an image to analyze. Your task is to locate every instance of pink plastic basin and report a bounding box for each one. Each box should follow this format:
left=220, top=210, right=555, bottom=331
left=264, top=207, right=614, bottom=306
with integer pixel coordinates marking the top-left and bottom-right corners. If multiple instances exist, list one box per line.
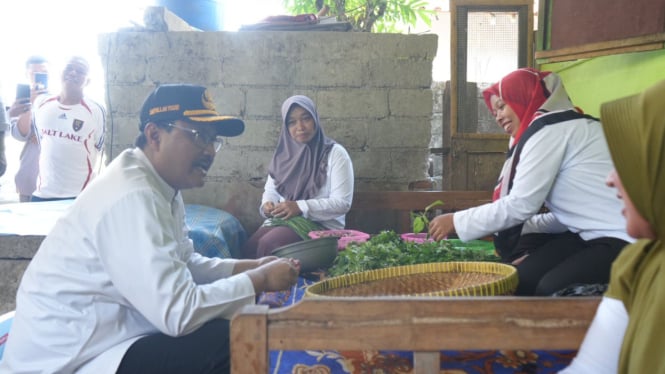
left=308, top=229, right=371, bottom=250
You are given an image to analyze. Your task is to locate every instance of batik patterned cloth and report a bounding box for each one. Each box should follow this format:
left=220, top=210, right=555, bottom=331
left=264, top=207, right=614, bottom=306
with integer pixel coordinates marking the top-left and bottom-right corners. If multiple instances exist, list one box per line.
left=184, top=204, right=247, bottom=258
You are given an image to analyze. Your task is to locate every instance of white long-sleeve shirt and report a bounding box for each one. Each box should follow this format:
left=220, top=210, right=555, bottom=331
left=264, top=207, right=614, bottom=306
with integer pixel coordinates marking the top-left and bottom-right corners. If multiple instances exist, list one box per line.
left=261, top=143, right=354, bottom=229
left=454, top=114, right=631, bottom=243
left=0, top=148, right=256, bottom=373
left=559, top=296, right=627, bottom=373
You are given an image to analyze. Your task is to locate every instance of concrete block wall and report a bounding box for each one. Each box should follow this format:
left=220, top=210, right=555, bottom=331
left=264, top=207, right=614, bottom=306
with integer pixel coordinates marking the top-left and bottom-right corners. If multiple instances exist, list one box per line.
left=98, top=30, right=438, bottom=232
left=0, top=236, right=44, bottom=314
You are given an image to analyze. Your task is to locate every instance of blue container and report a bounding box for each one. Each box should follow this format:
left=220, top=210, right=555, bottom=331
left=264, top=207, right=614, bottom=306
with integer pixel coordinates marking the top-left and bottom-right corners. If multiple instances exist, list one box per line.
left=155, top=0, right=222, bottom=31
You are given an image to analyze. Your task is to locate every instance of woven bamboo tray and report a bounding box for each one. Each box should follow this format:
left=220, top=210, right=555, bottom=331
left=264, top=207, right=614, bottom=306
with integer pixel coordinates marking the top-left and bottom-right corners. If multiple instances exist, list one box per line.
left=305, top=262, right=518, bottom=297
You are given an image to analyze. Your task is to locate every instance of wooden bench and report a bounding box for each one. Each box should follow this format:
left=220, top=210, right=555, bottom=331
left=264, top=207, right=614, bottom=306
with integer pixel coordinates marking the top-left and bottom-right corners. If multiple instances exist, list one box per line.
left=231, top=296, right=599, bottom=373
left=346, top=190, right=493, bottom=234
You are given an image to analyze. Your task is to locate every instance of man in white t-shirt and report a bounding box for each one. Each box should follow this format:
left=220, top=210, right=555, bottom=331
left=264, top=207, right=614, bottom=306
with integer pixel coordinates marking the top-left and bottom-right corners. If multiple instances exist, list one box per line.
left=27, top=56, right=105, bottom=201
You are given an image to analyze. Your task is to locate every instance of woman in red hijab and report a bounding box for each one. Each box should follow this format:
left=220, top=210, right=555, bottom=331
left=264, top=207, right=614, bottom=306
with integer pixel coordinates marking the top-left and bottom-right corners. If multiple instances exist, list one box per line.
left=429, top=68, right=631, bottom=295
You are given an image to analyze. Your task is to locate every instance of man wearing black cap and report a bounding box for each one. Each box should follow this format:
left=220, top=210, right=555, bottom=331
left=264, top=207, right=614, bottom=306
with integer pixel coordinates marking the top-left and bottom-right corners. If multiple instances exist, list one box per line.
left=0, top=84, right=300, bottom=374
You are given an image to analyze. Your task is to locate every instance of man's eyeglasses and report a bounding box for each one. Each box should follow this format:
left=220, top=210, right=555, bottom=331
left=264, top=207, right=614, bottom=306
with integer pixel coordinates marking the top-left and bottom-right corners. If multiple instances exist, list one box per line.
left=166, top=123, right=223, bottom=152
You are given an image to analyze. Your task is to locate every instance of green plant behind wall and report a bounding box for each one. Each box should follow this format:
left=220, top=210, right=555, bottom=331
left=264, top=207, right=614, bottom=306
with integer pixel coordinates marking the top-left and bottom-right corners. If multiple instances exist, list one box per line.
left=283, top=0, right=433, bottom=32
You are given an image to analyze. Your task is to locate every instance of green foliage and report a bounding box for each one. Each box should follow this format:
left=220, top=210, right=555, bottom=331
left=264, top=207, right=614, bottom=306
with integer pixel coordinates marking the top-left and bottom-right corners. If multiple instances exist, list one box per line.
left=328, top=230, right=500, bottom=276
left=266, top=216, right=325, bottom=240
left=282, top=0, right=433, bottom=33
left=410, top=199, right=444, bottom=234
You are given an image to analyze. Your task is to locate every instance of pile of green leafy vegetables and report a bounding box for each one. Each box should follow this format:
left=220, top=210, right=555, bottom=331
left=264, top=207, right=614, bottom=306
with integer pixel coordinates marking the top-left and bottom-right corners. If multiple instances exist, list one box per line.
left=327, top=230, right=500, bottom=277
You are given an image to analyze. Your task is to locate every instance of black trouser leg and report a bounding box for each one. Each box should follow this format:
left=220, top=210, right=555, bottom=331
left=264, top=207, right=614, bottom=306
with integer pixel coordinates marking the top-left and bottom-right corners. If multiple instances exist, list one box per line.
left=116, top=319, right=231, bottom=374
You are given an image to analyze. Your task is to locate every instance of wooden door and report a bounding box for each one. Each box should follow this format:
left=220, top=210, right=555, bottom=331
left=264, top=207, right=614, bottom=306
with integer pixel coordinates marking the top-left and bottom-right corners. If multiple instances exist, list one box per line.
left=448, top=136, right=507, bottom=190
left=447, top=0, right=533, bottom=190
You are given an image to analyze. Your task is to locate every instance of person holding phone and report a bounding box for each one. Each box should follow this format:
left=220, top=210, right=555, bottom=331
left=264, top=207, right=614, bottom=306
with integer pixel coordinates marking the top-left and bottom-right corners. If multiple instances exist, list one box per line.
left=8, top=55, right=49, bottom=202
left=20, top=55, right=105, bottom=202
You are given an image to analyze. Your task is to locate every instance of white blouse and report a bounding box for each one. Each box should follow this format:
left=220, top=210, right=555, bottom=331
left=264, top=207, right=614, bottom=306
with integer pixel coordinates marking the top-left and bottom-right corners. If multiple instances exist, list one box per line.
left=261, top=143, right=354, bottom=230
left=454, top=114, right=632, bottom=243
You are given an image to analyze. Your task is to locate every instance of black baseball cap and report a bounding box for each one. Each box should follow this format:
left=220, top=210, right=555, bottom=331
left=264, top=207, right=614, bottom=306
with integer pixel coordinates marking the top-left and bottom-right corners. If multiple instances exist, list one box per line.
left=139, top=84, right=245, bottom=137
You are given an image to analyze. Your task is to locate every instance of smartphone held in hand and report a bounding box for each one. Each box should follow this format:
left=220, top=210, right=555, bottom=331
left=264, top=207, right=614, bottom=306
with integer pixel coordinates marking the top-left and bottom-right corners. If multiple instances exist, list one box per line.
left=16, top=84, right=31, bottom=102
left=34, top=72, right=48, bottom=91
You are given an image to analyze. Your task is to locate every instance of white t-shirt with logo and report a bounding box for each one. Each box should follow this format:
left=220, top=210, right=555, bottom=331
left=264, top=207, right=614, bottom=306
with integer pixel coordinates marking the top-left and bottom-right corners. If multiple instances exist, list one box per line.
left=32, top=94, right=105, bottom=199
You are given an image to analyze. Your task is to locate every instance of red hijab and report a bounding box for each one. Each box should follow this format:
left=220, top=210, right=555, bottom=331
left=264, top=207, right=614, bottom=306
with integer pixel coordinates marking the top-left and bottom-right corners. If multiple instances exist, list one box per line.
left=483, top=68, right=579, bottom=201
left=482, top=68, right=552, bottom=146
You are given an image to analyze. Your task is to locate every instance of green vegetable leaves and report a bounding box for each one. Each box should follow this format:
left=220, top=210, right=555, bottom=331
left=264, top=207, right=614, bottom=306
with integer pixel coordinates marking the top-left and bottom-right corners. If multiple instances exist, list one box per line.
left=328, top=230, right=499, bottom=277
left=412, top=216, right=427, bottom=235
left=266, top=216, right=325, bottom=240
left=410, top=199, right=444, bottom=234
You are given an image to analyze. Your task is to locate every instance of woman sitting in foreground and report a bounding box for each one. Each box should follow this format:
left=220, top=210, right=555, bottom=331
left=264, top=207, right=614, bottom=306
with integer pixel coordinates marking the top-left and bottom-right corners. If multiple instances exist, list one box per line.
left=241, top=95, right=354, bottom=259
left=428, top=68, right=632, bottom=295
left=561, top=81, right=664, bottom=373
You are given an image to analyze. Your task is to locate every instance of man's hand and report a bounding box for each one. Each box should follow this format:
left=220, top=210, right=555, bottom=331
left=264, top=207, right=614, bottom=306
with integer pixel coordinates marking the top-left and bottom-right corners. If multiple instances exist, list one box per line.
left=256, top=256, right=280, bottom=267
left=8, top=99, right=31, bottom=118
left=428, top=213, right=455, bottom=241
left=8, top=99, right=34, bottom=137
left=247, top=258, right=300, bottom=294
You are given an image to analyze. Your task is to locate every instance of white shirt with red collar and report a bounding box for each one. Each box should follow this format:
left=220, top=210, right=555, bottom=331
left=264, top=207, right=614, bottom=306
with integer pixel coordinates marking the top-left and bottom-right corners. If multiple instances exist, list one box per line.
left=32, top=94, right=106, bottom=199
